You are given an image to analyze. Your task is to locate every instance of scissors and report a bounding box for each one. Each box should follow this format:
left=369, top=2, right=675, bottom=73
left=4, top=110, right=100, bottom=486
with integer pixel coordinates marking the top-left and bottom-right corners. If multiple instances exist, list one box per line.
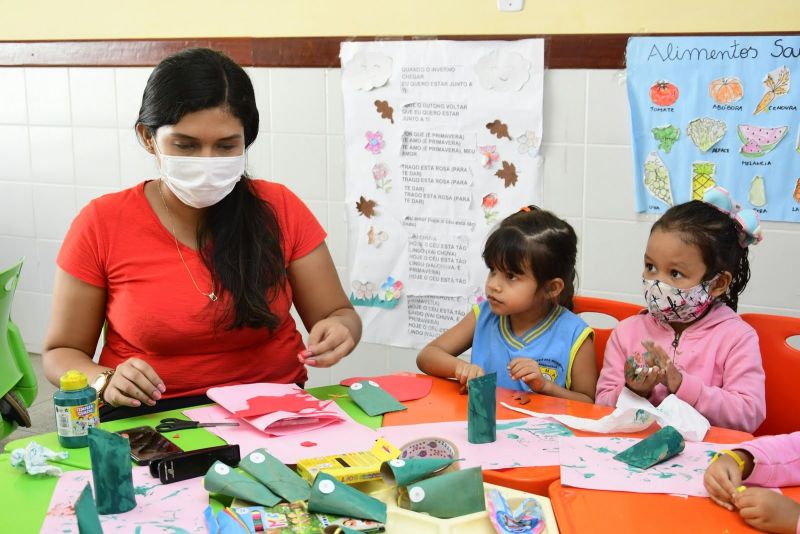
left=155, top=417, right=240, bottom=433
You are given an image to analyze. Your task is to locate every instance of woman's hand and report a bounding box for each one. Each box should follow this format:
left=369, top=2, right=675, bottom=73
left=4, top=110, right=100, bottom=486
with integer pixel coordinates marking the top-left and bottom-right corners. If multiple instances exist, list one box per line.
left=733, top=487, right=800, bottom=534
left=642, top=340, right=683, bottom=393
left=102, top=358, right=165, bottom=408
left=300, top=317, right=357, bottom=368
left=704, top=454, right=743, bottom=511
left=454, top=361, right=484, bottom=393
left=508, top=358, right=547, bottom=392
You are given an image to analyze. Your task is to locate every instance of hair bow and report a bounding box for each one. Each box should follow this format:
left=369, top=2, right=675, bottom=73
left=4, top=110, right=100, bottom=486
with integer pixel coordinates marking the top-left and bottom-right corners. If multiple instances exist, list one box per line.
left=702, top=186, right=763, bottom=247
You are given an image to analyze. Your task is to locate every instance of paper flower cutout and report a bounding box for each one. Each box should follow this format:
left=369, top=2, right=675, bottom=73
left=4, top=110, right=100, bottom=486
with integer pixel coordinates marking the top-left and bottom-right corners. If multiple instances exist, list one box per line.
left=475, top=50, right=531, bottom=91
left=479, top=146, right=500, bottom=169
left=367, top=226, right=388, bottom=247
left=365, top=131, right=385, bottom=155
left=352, top=280, right=376, bottom=300
left=471, top=287, right=487, bottom=305
left=482, top=193, right=499, bottom=223
left=342, top=51, right=393, bottom=91
left=381, top=277, right=403, bottom=301
left=349, top=277, right=402, bottom=309
left=372, top=163, right=391, bottom=192
left=516, top=130, right=540, bottom=156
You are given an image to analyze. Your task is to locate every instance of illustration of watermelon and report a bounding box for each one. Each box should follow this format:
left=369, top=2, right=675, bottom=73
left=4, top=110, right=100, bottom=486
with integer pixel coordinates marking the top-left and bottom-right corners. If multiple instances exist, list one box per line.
left=738, top=125, right=788, bottom=158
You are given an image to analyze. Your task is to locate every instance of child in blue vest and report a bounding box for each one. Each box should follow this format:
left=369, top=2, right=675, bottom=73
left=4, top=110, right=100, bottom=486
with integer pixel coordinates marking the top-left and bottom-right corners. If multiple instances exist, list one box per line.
left=416, top=206, right=597, bottom=402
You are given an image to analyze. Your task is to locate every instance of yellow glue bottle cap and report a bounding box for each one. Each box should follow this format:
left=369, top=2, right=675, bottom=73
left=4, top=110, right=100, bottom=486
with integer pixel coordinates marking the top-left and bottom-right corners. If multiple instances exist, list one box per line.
left=59, top=370, right=88, bottom=391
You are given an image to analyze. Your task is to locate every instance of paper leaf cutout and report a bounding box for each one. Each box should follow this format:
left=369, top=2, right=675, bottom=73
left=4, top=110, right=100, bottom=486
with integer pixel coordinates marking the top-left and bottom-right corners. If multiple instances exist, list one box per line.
left=495, top=161, right=518, bottom=188
left=374, top=100, right=394, bottom=124
left=754, top=66, right=790, bottom=115
left=356, top=196, right=377, bottom=218
left=486, top=120, right=512, bottom=140
left=231, top=394, right=330, bottom=419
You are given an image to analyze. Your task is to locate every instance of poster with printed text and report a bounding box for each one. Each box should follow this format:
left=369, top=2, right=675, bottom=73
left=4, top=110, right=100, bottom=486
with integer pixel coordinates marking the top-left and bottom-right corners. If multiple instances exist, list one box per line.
left=340, top=39, right=544, bottom=347
left=627, top=36, right=800, bottom=222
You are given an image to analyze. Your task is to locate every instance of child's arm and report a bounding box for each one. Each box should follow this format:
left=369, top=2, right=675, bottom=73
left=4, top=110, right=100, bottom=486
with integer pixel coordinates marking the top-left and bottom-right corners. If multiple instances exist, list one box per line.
left=738, top=432, right=800, bottom=488
left=508, top=337, right=597, bottom=403
left=416, top=311, right=482, bottom=392
left=595, top=328, right=629, bottom=406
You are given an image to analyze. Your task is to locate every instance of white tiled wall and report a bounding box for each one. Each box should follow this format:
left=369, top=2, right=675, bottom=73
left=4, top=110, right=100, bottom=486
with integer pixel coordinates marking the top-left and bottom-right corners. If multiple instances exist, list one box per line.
left=1, top=67, right=798, bottom=388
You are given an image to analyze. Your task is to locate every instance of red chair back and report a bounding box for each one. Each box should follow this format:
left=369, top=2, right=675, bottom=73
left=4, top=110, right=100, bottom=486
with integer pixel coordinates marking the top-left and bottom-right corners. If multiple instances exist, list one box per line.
left=573, top=296, right=644, bottom=370
left=741, top=313, right=800, bottom=436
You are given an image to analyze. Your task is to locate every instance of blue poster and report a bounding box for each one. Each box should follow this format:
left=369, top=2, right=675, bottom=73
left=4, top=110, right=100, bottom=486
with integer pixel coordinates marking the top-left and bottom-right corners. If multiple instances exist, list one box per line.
left=627, top=36, right=800, bottom=222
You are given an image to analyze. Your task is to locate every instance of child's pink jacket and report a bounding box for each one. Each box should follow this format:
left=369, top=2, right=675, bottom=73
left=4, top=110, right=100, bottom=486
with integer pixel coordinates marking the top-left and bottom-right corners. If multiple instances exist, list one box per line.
left=596, top=304, right=765, bottom=433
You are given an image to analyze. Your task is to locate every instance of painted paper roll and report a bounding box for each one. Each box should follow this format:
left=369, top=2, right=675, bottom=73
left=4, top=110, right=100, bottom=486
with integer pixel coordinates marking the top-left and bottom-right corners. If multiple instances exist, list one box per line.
left=203, top=461, right=281, bottom=507
left=468, top=372, right=497, bottom=444
left=308, top=472, right=387, bottom=523
left=87, top=427, right=135, bottom=515
left=614, top=425, right=686, bottom=469
left=380, top=457, right=455, bottom=486
left=239, top=448, right=310, bottom=502
left=399, top=466, right=486, bottom=518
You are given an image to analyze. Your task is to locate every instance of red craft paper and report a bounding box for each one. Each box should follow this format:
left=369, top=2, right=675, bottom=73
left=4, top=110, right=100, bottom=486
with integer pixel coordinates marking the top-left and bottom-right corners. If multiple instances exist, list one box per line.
left=230, top=394, right=331, bottom=419
left=339, top=374, right=432, bottom=402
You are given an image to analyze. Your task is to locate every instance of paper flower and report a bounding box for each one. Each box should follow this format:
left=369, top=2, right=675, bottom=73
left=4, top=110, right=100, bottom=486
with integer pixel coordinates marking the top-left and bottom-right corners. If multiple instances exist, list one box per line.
left=352, top=280, right=376, bottom=300
left=482, top=193, right=499, bottom=223
left=475, top=50, right=531, bottom=91
left=516, top=130, right=540, bottom=156
left=478, top=145, right=500, bottom=169
left=372, top=163, right=391, bottom=192
left=365, top=131, right=385, bottom=155
left=342, top=51, right=393, bottom=91
left=381, top=277, right=403, bottom=301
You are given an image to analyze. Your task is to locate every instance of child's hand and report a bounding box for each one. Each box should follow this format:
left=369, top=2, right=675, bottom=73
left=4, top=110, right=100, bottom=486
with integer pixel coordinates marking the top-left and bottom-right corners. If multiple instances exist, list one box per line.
left=624, top=352, right=664, bottom=397
left=703, top=454, right=742, bottom=511
left=508, top=358, right=546, bottom=393
left=733, top=487, right=800, bottom=534
left=454, top=361, right=484, bottom=393
left=642, top=340, right=683, bottom=393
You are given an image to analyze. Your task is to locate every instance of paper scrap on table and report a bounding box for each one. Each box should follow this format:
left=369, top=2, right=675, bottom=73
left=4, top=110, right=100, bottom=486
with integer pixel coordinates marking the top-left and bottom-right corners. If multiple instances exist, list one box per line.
left=40, top=466, right=207, bottom=533
left=10, top=441, right=69, bottom=476
left=184, top=404, right=379, bottom=464
left=379, top=417, right=572, bottom=470
left=502, top=387, right=710, bottom=441
left=558, top=436, right=734, bottom=497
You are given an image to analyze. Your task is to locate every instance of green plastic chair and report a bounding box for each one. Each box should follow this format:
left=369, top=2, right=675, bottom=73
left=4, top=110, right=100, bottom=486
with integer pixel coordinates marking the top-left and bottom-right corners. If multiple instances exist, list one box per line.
left=0, top=259, right=38, bottom=440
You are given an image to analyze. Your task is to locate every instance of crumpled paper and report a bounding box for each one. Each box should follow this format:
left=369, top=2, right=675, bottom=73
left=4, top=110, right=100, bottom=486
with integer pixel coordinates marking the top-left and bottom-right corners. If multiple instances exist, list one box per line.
left=501, top=388, right=710, bottom=441
left=10, top=441, right=69, bottom=476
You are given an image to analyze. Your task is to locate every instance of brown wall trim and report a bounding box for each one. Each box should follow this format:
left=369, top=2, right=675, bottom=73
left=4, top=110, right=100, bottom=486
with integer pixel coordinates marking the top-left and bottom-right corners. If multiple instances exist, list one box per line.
left=1, top=34, right=797, bottom=69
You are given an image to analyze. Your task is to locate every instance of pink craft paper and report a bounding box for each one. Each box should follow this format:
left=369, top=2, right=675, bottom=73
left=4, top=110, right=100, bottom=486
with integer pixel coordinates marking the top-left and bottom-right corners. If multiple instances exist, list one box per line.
left=207, top=383, right=342, bottom=436
left=230, top=394, right=332, bottom=419
left=378, top=417, right=572, bottom=470
left=40, top=466, right=207, bottom=533
left=339, top=373, right=433, bottom=402
left=559, top=436, right=735, bottom=497
left=184, top=403, right=380, bottom=464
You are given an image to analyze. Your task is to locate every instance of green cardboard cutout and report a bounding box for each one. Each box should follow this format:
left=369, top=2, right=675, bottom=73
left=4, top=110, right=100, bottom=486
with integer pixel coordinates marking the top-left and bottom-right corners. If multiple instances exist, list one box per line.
left=467, top=373, right=497, bottom=444
left=347, top=380, right=407, bottom=417
left=380, top=457, right=455, bottom=486
left=239, top=448, right=310, bottom=502
left=203, top=461, right=281, bottom=507
left=87, top=427, right=136, bottom=515
left=75, top=483, right=104, bottom=534
left=400, top=466, right=486, bottom=519
left=614, top=425, right=686, bottom=469
left=308, top=472, right=387, bottom=523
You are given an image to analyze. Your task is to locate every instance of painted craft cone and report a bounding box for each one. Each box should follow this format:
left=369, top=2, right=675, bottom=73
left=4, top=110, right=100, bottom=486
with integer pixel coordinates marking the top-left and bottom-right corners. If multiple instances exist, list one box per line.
left=347, top=380, right=407, bottom=417
left=203, top=461, right=281, bottom=507
left=399, top=466, right=486, bottom=519
left=380, top=457, right=455, bottom=486
left=87, top=427, right=135, bottom=515
left=614, top=425, right=686, bottom=470
left=75, top=483, right=104, bottom=534
left=239, top=448, right=310, bottom=503
left=308, top=472, right=387, bottom=523
left=468, top=372, right=497, bottom=444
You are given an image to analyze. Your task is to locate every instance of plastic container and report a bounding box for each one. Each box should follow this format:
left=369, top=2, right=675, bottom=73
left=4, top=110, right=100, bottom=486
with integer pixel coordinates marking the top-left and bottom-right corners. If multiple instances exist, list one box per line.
left=53, top=370, right=99, bottom=448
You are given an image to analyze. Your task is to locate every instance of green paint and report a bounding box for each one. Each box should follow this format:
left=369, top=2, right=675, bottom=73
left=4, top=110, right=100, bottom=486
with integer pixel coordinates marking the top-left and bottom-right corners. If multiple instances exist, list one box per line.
left=656, top=472, right=676, bottom=479
left=496, top=420, right=527, bottom=430
left=706, top=450, right=719, bottom=460
left=519, top=422, right=573, bottom=438
left=507, top=433, right=519, bottom=439
left=589, top=446, right=615, bottom=455
left=634, top=409, right=650, bottom=423
left=134, top=484, right=157, bottom=497
left=583, top=473, right=596, bottom=479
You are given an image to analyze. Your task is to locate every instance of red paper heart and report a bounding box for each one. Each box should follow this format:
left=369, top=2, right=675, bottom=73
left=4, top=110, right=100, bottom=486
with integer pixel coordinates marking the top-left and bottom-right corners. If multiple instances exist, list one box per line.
left=339, top=374, right=432, bottom=401
left=230, top=394, right=330, bottom=419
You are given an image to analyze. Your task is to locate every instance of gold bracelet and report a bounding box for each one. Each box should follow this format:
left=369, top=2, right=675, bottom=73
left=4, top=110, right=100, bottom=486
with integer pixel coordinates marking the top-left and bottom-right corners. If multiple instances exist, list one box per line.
left=710, top=449, right=746, bottom=473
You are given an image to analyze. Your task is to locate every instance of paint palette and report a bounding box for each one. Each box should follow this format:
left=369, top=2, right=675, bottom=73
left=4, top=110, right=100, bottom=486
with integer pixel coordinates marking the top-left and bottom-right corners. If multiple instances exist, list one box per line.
left=399, top=437, right=459, bottom=461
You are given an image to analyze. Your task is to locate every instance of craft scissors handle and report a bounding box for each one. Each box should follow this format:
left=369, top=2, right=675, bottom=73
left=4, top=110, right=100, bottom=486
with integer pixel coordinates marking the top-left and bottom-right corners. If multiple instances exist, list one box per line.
left=155, top=417, right=239, bottom=432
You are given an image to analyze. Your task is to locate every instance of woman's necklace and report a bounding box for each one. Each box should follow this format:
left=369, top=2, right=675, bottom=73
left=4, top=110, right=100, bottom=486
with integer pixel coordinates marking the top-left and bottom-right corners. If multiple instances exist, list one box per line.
left=157, top=179, right=217, bottom=301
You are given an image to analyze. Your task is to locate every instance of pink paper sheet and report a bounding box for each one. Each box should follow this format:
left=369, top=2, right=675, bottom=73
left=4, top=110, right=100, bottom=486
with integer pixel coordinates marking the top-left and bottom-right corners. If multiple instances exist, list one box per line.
left=559, top=436, right=731, bottom=497
left=40, top=466, right=207, bottom=533
left=378, top=417, right=572, bottom=470
left=184, top=404, right=379, bottom=464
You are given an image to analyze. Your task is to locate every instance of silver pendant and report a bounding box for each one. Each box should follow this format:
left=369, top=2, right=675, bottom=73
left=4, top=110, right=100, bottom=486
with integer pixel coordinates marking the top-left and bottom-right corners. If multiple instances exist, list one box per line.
left=208, top=292, right=218, bottom=302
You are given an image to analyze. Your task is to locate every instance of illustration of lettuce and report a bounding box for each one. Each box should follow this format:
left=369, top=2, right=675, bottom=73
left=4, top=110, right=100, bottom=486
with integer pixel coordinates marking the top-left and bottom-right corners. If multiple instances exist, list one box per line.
left=687, top=118, right=727, bottom=152
left=651, top=125, right=680, bottom=153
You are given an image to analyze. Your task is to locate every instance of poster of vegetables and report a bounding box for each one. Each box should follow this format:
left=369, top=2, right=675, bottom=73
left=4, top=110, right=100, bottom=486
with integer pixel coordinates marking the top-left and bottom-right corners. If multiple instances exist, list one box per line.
left=626, top=36, right=800, bottom=222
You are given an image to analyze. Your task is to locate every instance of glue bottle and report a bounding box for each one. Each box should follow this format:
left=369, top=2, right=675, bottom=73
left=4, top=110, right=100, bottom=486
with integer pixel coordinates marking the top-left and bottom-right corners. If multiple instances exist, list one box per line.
left=53, top=370, right=99, bottom=448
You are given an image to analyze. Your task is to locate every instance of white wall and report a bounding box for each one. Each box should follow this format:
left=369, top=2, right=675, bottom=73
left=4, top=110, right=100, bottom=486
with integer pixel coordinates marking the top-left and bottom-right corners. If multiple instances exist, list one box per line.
left=1, top=67, right=798, bottom=387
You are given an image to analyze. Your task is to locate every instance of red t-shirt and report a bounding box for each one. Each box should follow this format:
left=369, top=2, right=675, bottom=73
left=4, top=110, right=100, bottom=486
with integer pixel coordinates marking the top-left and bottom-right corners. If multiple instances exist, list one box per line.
left=57, top=179, right=326, bottom=398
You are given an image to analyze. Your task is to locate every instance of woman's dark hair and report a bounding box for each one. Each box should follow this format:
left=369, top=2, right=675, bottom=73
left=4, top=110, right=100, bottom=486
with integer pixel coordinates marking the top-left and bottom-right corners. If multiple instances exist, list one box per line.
left=137, top=47, right=286, bottom=330
left=651, top=200, right=750, bottom=311
left=483, top=206, right=578, bottom=310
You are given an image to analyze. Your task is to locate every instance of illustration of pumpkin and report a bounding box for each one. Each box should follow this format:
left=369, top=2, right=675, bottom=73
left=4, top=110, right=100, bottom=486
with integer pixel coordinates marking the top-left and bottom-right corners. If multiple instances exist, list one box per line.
left=709, top=77, right=744, bottom=104
left=650, top=81, right=679, bottom=107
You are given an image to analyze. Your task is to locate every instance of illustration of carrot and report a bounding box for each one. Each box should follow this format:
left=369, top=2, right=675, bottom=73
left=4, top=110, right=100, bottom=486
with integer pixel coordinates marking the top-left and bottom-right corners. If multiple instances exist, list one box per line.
left=754, top=66, right=790, bottom=115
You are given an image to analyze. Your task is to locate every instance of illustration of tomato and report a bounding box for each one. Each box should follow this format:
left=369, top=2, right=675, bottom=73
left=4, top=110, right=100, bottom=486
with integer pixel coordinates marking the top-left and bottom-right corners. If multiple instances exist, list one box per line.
left=650, top=81, right=679, bottom=107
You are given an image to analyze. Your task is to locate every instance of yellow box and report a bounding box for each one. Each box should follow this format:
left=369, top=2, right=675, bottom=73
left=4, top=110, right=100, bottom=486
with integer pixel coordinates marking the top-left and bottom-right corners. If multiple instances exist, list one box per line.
left=296, top=438, right=400, bottom=484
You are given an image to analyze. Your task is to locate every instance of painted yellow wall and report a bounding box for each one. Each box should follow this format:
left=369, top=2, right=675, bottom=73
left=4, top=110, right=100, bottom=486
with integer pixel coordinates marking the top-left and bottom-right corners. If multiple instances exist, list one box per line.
left=1, top=0, right=798, bottom=40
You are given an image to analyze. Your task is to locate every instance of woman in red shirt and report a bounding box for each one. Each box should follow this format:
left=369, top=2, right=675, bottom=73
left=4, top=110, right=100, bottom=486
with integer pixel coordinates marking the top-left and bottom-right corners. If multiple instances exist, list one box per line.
left=42, top=48, right=361, bottom=420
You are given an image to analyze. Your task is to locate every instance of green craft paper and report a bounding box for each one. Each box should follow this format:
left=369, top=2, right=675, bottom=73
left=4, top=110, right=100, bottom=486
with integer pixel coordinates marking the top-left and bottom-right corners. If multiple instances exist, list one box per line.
left=347, top=381, right=407, bottom=417
left=239, top=448, right=310, bottom=502
left=614, top=425, right=686, bottom=470
left=308, top=472, right=387, bottom=523
left=380, top=457, right=455, bottom=486
left=467, top=372, right=497, bottom=444
left=203, top=461, right=281, bottom=507
left=401, top=466, right=486, bottom=519
left=87, top=427, right=136, bottom=515
left=75, top=483, right=104, bottom=534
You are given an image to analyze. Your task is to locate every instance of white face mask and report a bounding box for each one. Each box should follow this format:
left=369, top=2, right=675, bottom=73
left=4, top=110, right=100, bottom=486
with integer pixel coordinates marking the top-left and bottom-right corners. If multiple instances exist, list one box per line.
left=155, top=144, right=245, bottom=208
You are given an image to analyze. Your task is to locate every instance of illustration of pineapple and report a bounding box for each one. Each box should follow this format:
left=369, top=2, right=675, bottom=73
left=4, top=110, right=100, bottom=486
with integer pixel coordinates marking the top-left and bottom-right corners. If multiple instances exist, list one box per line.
left=691, top=162, right=716, bottom=200
left=643, top=152, right=673, bottom=206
